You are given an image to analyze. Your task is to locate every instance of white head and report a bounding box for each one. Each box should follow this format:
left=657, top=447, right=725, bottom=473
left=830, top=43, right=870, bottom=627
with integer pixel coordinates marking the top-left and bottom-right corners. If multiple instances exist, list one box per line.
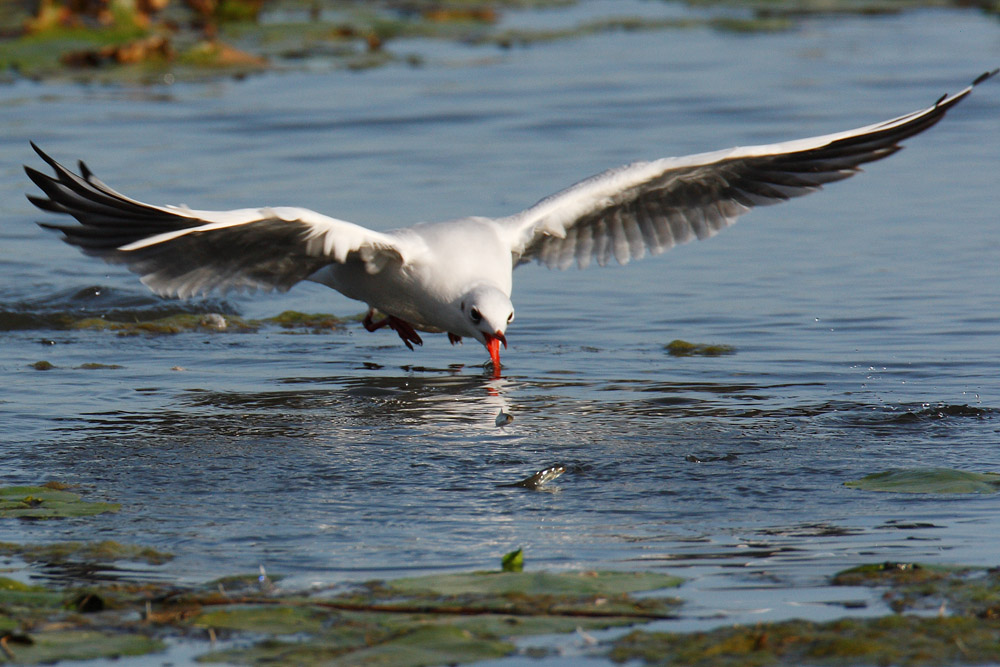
left=459, top=285, right=514, bottom=367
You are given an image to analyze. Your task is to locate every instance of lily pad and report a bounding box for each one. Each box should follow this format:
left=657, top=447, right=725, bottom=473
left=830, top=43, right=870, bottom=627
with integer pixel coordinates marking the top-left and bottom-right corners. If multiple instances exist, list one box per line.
left=193, top=605, right=329, bottom=635
left=844, top=469, right=1000, bottom=494
left=327, top=624, right=514, bottom=667
left=0, top=486, right=120, bottom=519
left=388, top=570, right=683, bottom=598
left=0, top=630, right=164, bottom=665
left=195, top=569, right=682, bottom=665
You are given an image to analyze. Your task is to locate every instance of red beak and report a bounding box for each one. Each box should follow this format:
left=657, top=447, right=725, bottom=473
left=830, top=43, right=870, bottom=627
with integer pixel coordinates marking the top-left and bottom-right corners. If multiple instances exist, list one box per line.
left=485, top=331, right=507, bottom=369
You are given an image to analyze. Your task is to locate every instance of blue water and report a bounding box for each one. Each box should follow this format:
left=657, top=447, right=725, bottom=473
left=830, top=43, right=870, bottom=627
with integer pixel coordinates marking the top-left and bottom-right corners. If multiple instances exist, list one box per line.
left=1, top=2, right=1000, bottom=661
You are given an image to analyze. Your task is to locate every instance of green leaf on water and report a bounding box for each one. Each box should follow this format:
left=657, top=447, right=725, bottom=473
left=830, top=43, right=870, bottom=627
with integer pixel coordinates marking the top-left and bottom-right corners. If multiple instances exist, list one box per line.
left=501, top=548, right=523, bottom=572
left=845, top=469, right=1000, bottom=494
left=0, top=486, right=120, bottom=519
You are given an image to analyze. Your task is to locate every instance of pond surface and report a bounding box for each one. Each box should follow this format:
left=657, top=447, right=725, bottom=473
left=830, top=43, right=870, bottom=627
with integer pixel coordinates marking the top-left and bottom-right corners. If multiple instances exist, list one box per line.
left=2, top=0, right=1000, bottom=660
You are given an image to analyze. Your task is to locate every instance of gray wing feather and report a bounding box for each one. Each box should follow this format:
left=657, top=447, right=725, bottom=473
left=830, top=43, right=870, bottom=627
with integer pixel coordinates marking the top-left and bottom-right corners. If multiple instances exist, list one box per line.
left=25, top=143, right=405, bottom=298
left=507, top=70, right=997, bottom=270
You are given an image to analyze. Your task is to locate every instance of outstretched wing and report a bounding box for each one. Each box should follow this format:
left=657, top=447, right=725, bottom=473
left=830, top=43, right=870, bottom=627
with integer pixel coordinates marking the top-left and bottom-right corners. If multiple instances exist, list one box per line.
left=26, top=143, right=413, bottom=298
left=503, top=70, right=997, bottom=270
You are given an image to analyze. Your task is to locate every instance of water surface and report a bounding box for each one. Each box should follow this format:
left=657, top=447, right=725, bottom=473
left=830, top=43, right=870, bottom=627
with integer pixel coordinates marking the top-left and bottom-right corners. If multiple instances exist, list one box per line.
left=1, top=2, right=1000, bottom=659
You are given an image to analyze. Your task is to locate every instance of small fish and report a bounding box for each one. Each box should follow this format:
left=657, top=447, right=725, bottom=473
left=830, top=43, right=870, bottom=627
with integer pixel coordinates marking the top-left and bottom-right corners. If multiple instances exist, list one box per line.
left=495, top=408, right=513, bottom=427
left=199, top=313, right=227, bottom=330
left=501, top=465, right=566, bottom=490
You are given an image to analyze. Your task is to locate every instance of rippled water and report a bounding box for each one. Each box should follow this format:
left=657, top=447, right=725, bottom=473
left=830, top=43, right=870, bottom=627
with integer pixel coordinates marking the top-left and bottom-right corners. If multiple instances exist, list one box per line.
left=2, top=1, right=1000, bottom=657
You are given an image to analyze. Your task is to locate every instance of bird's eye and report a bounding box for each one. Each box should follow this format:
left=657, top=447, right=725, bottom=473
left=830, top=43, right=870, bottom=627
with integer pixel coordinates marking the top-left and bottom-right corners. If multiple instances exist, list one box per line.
left=507, top=312, right=514, bottom=323
left=470, top=308, right=482, bottom=324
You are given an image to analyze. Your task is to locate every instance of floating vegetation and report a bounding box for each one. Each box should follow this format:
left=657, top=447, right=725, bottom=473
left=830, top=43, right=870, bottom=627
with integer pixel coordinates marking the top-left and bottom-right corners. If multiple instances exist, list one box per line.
left=61, top=310, right=346, bottom=336
left=831, top=562, right=1000, bottom=617
left=501, top=548, right=523, bottom=572
left=386, top=569, right=683, bottom=602
left=0, top=540, right=172, bottom=566
left=0, top=485, right=120, bottom=520
left=70, top=312, right=258, bottom=335
left=844, top=468, right=1000, bottom=494
left=0, top=564, right=682, bottom=666
left=263, top=310, right=346, bottom=332
left=665, top=339, right=735, bottom=357
left=612, top=562, right=1000, bottom=666
left=610, top=616, right=1000, bottom=667
left=2, top=0, right=995, bottom=82
left=0, top=631, right=166, bottom=665
left=28, top=360, right=54, bottom=370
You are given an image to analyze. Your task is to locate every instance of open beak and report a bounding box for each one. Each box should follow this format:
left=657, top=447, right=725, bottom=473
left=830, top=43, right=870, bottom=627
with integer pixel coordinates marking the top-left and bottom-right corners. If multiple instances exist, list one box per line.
left=484, top=331, right=507, bottom=369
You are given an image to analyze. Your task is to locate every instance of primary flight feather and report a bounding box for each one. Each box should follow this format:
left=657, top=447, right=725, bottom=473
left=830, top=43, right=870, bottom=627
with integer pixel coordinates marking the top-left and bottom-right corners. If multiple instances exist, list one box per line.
left=26, top=70, right=997, bottom=373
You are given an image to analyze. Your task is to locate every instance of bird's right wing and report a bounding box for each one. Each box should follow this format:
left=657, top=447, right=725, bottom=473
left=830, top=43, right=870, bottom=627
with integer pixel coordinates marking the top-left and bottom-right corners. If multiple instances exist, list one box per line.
left=26, top=144, right=418, bottom=298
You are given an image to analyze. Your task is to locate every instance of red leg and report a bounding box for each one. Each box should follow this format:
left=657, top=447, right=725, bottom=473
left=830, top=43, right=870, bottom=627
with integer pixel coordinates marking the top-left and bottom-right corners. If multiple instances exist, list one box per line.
left=362, top=309, right=422, bottom=350
left=363, top=308, right=387, bottom=332
left=387, top=316, right=422, bottom=350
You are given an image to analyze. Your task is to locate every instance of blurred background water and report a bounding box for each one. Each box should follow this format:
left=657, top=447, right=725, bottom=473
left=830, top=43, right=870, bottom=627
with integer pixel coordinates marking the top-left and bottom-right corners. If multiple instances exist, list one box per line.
left=1, top=0, right=1000, bottom=649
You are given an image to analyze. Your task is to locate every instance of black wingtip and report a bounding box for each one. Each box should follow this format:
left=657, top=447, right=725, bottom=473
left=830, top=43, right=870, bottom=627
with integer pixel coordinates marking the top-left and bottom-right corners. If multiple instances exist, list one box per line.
left=29, top=141, right=53, bottom=165
left=27, top=142, right=64, bottom=179
left=973, top=68, right=999, bottom=87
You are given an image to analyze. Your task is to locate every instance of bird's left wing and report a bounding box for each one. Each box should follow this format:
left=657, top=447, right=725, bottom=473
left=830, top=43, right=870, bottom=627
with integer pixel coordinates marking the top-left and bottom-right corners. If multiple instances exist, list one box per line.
left=502, top=70, right=996, bottom=270
left=26, top=143, right=415, bottom=298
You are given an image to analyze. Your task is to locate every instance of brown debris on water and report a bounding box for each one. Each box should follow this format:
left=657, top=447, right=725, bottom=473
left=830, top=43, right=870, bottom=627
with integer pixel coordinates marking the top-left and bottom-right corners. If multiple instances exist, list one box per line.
left=60, top=33, right=172, bottom=67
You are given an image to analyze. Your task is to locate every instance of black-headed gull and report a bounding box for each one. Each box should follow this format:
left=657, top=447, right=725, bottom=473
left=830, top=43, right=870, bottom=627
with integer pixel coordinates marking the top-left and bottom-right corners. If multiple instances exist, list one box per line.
left=26, top=71, right=996, bottom=372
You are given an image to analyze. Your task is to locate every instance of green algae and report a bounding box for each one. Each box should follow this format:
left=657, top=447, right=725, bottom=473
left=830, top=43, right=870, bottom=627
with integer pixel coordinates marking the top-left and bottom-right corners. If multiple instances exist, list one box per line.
left=832, top=562, right=1000, bottom=617
left=15, top=558, right=1000, bottom=666
left=264, top=310, right=346, bottom=331
left=191, top=568, right=681, bottom=665
left=64, top=310, right=346, bottom=336
left=665, top=339, right=735, bottom=357
left=611, top=562, right=1000, bottom=666
left=0, top=486, right=120, bottom=520
left=28, top=360, right=54, bottom=370
left=0, top=540, right=172, bottom=566
left=70, top=312, right=258, bottom=335
left=845, top=468, right=1000, bottom=494
left=609, top=615, right=1000, bottom=667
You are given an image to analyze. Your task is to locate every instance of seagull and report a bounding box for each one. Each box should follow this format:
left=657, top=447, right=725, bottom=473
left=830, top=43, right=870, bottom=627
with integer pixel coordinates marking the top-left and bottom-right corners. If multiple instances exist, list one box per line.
left=26, top=71, right=996, bottom=374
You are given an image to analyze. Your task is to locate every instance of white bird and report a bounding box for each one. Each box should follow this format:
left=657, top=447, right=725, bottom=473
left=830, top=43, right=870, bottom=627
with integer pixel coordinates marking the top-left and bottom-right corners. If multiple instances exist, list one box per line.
left=26, top=71, right=996, bottom=373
